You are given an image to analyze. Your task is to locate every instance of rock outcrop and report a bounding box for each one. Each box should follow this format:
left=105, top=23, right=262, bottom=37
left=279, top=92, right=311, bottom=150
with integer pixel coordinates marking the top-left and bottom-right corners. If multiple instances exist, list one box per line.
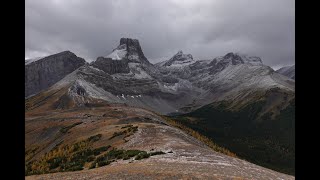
left=91, top=57, right=130, bottom=74
left=25, top=51, right=85, bottom=97
left=106, top=38, right=150, bottom=65
left=163, top=50, right=194, bottom=67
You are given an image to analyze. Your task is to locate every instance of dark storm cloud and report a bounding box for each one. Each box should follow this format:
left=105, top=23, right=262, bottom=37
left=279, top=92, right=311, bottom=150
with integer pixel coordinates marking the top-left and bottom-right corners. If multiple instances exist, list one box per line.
left=26, top=0, right=294, bottom=68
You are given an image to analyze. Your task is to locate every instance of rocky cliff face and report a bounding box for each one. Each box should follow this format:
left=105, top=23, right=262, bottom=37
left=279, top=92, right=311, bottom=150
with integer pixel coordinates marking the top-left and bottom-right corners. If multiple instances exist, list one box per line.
left=25, top=51, right=85, bottom=97
left=106, top=38, right=150, bottom=65
left=93, top=38, right=152, bottom=76
left=276, top=65, right=295, bottom=80
left=91, top=57, right=130, bottom=74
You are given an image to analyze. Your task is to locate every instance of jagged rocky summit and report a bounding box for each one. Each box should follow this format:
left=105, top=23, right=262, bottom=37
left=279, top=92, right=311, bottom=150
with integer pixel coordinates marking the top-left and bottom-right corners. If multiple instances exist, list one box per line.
left=105, top=38, right=150, bottom=65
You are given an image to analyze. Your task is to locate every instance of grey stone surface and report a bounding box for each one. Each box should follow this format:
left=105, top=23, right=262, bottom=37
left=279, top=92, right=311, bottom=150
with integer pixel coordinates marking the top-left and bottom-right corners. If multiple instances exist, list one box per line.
left=91, top=57, right=130, bottom=74
left=25, top=51, right=85, bottom=97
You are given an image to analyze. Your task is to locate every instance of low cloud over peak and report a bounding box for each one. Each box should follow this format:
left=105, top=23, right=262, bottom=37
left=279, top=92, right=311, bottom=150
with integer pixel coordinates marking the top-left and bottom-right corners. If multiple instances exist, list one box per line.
left=26, top=0, right=294, bottom=68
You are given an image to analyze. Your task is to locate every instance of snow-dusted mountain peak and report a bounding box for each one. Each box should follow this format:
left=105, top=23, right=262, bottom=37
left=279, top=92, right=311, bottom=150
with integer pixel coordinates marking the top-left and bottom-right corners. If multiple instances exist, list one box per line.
left=236, top=53, right=263, bottom=65
left=214, top=52, right=263, bottom=66
left=162, top=50, right=194, bottom=67
left=105, top=38, right=150, bottom=64
left=222, top=52, right=244, bottom=65
left=106, top=44, right=127, bottom=60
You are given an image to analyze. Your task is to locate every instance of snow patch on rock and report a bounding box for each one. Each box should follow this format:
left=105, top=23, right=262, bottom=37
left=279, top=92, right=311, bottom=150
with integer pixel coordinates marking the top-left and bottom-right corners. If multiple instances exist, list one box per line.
left=106, top=44, right=127, bottom=60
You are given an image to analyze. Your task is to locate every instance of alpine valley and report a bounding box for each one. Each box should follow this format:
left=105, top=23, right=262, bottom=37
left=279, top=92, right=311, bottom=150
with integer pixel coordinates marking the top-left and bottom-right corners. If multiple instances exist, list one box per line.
left=25, top=38, right=295, bottom=179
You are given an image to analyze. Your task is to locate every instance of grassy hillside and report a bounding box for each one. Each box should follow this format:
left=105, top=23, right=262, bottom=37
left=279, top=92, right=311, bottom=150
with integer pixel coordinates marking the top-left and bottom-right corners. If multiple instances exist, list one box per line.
left=26, top=137, right=164, bottom=176
left=170, top=99, right=295, bottom=175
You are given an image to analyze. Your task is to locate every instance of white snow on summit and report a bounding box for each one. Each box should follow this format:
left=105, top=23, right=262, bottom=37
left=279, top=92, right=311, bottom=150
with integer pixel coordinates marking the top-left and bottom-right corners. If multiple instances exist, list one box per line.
left=105, top=44, right=127, bottom=60
left=158, top=50, right=196, bottom=68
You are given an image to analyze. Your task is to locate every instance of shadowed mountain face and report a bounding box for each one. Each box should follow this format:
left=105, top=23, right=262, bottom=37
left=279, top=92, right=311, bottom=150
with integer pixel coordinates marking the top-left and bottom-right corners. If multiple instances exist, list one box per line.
left=25, top=37, right=295, bottom=178
left=276, top=65, right=295, bottom=80
left=25, top=51, right=86, bottom=97
left=91, top=57, right=130, bottom=75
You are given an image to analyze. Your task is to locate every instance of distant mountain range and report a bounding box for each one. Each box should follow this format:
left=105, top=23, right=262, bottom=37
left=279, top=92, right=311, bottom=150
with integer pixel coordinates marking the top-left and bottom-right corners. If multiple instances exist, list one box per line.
left=25, top=38, right=294, bottom=116
left=25, top=38, right=295, bottom=178
left=276, top=65, right=295, bottom=80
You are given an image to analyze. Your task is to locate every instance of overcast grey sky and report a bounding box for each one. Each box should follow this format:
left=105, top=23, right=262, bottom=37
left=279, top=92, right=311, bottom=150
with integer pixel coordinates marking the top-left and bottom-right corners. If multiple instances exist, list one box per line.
left=25, top=0, right=294, bottom=69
